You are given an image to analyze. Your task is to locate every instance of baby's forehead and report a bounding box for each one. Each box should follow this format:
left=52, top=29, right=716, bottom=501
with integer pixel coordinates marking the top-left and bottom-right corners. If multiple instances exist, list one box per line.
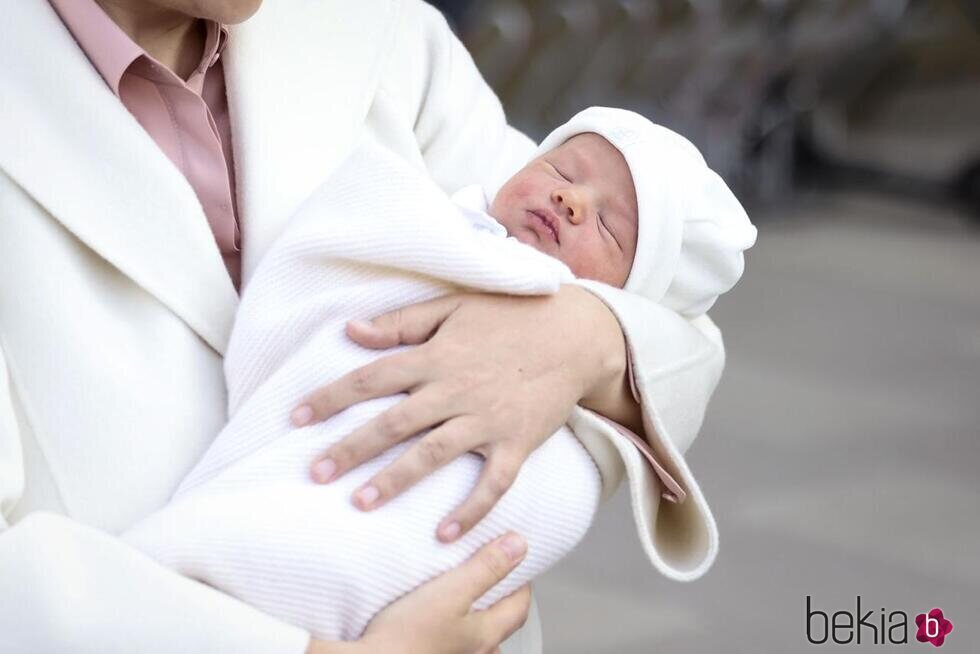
left=549, top=133, right=629, bottom=183
left=553, top=132, right=615, bottom=156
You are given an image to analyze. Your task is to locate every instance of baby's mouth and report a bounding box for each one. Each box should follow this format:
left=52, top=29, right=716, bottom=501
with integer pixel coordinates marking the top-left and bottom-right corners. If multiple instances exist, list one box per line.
left=527, top=209, right=560, bottom=245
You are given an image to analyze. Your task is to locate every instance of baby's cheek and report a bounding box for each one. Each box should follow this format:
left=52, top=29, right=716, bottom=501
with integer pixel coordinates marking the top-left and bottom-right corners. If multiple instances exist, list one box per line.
left=510, top=176, right=545, bottom=205
left=561, top=247, right=592, bottom=279
left=566, top=243, right=625, bottom=286
left=494, top=179, right=530, bottom=216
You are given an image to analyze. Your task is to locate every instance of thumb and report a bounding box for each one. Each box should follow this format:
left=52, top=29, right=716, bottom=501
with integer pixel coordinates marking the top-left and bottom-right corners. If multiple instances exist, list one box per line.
left=477, top=585, right=532, bottom=651
left=346, top=295, right=463, bottom=349
left=448, top=533, right=527, bottom=607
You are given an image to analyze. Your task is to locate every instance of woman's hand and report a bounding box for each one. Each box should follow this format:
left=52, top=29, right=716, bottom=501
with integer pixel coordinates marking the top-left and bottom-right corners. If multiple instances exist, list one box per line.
left=292, top=285, right=639, bottom=541
left=306, top=533, right=531, bottom=654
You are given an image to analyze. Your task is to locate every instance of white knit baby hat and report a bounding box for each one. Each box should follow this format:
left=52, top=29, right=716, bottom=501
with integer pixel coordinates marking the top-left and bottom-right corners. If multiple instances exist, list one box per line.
left=534, top=107, right=758, bottom=316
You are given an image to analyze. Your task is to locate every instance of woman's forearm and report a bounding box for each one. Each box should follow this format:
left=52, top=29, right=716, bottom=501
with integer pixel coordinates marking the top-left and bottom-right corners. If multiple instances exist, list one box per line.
left=568, top=285, right=645, bottom=434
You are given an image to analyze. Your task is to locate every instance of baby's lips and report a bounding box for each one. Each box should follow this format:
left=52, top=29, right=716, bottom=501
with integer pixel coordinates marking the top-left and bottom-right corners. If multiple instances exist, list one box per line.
left=527, top=209, right=560, bottom=245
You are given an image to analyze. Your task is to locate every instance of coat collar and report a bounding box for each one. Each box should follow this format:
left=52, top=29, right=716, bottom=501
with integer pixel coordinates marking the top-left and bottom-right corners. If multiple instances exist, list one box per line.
left=46, top=0, right=228, bottom=96
left=0, top=0, right=399, bottom=354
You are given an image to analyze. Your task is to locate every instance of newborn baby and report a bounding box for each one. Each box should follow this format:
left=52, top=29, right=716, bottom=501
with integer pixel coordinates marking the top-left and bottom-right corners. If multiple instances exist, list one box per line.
left=487, top=130, right=639, bottom=287
left=124, top=107, right=756, bottom=642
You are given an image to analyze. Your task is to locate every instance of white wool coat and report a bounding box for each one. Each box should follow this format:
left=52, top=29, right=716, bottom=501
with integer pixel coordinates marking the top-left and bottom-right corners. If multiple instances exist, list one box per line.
left=0, top=1, right=723, bottom=653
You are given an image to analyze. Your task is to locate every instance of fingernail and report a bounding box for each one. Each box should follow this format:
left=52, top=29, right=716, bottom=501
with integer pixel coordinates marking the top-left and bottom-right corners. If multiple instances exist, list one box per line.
left=355, top=485, right=380, bottom=508
left=439, top=521, right=461, bottom=542
left=348, top=319, right=374, bottom=333
left=291, top=405, right=314, bottom=427
left=499, top=533, right=527, bottom=562
left=312, top=458, right=336, bottom=483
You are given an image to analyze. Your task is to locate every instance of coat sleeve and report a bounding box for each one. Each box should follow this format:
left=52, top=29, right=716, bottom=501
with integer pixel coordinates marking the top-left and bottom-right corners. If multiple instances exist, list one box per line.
left=395, top=1, right=726, bottom=457
left=394, top=1, right=539, bottom=196
left=0, top=346, right=311, bottom=654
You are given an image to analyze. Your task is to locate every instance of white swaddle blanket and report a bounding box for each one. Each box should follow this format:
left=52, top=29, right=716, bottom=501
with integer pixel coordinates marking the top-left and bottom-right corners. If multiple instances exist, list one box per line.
left=123, top=140, right=602, bottom=641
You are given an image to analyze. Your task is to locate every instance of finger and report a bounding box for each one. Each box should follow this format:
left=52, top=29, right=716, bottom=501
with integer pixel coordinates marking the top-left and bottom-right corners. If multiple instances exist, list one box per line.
left=475, top=584, right=532, bottom=649
left=437, top=452, right=520, bottom=542
left=291, top=349, right=424, bottom=426
left=351, top=417, right=481, bottom=510
left=438, top=533, right=528, bottom=607
left=310, top=385, right=458, bottom=484
left=345, top=295, right=465, bottom=349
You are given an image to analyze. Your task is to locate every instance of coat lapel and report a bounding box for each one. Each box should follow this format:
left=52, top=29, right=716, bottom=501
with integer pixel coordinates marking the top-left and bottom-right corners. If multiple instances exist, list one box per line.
left=0, top=0, right=238, bottom=354
left=223, top=0, right=401, bottom=281
left=1, top=0, right=401, bottom=352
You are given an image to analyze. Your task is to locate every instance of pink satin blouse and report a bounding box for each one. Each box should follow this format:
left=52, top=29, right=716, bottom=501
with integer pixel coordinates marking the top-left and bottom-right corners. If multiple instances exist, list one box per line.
left=49, top=0, right=242, bottom=289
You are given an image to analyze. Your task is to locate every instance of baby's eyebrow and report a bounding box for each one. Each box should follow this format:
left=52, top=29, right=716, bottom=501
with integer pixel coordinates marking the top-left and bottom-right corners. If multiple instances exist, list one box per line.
left=548, top=159, right=572, bottom=181
left=567, top=146, right=593, bottom=173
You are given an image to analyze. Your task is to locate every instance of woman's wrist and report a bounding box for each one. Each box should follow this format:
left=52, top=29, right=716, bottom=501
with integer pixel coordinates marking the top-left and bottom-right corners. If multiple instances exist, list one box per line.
left=561, top=285, right=644, bottom=433
left=559, top=285, right=627, bottom=394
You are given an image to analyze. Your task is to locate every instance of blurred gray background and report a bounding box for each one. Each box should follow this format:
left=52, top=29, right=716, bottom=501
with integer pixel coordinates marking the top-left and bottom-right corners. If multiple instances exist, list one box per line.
left=431, top=1, right=980, bottom=651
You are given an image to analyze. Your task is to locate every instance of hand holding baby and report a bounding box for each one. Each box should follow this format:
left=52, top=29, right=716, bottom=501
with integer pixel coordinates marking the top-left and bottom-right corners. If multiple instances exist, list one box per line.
left=306, top=534, right=531, bottom=654
left=295, top=285, right=628, bottom=542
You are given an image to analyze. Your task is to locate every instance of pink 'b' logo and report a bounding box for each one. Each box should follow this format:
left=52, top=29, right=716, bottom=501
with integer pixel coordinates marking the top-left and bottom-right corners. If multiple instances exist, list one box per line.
left=915, top=608, right=953, bottom=647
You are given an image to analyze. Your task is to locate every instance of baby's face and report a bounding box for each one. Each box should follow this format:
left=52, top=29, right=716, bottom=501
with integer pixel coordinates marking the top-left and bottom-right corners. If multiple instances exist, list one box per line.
left=489, top=133, right=638, bottom=287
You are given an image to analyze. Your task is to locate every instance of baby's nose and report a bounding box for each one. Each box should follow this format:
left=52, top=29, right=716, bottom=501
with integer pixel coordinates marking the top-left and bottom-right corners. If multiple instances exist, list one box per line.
left=551, top=188, right=588, bottom=225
